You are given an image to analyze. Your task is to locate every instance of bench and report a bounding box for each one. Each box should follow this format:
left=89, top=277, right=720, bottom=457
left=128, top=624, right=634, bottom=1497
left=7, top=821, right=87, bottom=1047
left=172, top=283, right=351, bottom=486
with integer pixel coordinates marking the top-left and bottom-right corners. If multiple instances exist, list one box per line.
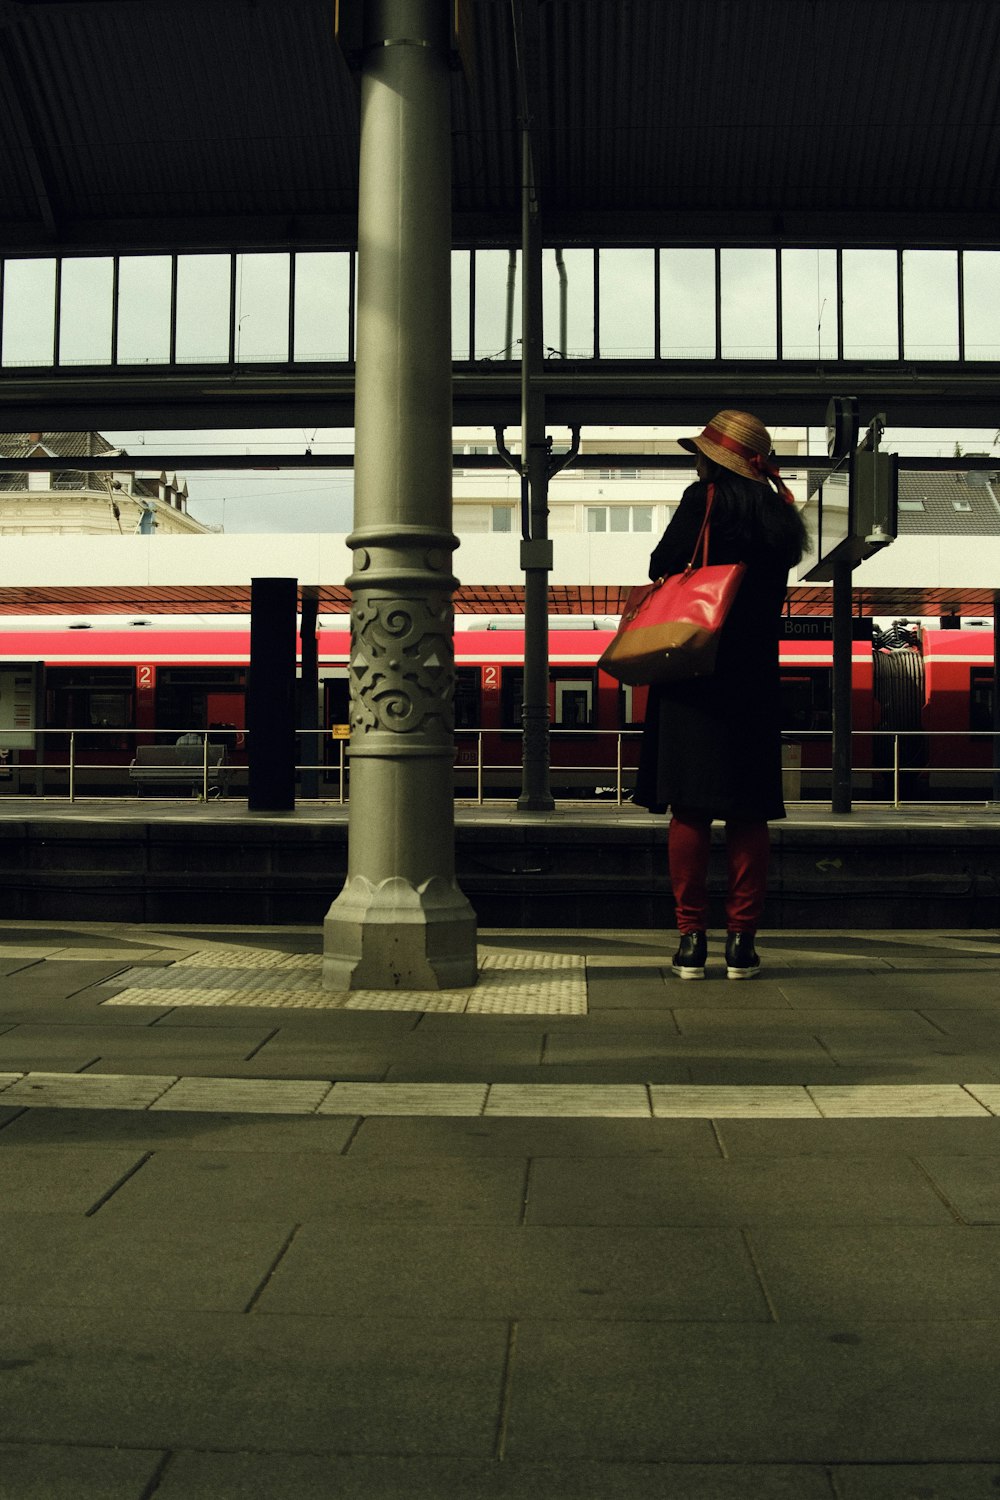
left=129, top=744, right=230, bottom=797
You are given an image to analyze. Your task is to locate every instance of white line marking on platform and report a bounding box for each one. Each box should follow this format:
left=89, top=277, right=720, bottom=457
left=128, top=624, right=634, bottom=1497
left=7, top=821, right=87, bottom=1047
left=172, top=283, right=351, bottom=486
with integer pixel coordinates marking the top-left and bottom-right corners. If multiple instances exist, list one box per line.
left=807, top=1084, right=990, bottom=1117
left=320, top=1084, right=489, bottom=1116
left=1, top=1071, right=176, bottom=1110
left=149, top=1077, right=334, bottom=1114
left=484, top=1084, right=651, bottom=1117
left=1, top=1074, right=1000, bottom=1120
left=650, top=1086, right=823, bottom=1118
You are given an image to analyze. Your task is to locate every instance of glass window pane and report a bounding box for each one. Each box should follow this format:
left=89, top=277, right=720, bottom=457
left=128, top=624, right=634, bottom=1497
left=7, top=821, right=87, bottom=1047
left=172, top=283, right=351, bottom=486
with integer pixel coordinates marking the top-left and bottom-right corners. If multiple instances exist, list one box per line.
left=491, top=505, right=512, bottom=533
left=452, top=250, right=471, bottom=359
left=599, top=249, right=654, bottom=357
left=118, top=256, right=172, bottom=364
left=294, top=251, right=350, bottom=361
left=903, top=250, right=958, bottom=360
left=660, top=248, right=715, bottom=359
left=963, top=252, right=1000, bottom=360
left=544, top=248, right=594, bottom=358
left=176, top=254, right=231, bottom=362
left=781, top=248, right=838, bottom=360
left=2, top=258, right=56, bottom=366
left=609, top=508, right=629, bottom=532
left=632, top=506, right=653, bottom=532
left=474, top=249, right=520, bottom=360
left=721, top=249, right=776, bottom=358
left=843, top=250, right=898, bottom=358
left=59, top=258, right=114, bottom=364
left=235, top=253, right=290, bottom=362
left=587, top=508, right=606, bottom=532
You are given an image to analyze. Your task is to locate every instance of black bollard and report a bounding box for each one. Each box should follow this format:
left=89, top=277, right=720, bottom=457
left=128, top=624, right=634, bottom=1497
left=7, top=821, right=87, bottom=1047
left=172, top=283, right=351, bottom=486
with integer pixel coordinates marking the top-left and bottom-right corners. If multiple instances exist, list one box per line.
left=248, top=577, right=297, bottom=811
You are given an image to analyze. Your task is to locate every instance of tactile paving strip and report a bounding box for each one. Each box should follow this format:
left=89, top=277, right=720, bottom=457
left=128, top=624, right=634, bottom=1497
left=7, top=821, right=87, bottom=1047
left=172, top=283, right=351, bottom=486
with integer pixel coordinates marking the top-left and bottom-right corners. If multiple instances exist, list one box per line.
left=2, top=1073, right=1000, bottom=1119
left=102, top=946, right=587, bottom=1015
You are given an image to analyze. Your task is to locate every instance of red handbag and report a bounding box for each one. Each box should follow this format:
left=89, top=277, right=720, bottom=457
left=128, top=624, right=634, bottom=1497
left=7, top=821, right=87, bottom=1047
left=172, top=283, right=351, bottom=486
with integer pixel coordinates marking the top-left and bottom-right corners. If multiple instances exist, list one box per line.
left=598, top=485, right=745, bottom=686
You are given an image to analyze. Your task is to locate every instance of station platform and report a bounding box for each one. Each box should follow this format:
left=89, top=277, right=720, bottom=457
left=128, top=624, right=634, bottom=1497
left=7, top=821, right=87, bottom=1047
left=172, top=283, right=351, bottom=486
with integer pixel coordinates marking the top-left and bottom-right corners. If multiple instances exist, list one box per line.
left=0, top=798, right=997, bottom=929
left=2, top=917, right=1000, bottom=1496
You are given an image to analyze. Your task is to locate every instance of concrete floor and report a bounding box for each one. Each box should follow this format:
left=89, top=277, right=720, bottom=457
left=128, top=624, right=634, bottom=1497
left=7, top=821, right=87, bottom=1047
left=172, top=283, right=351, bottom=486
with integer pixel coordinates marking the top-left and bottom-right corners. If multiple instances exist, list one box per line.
left=2, top=920, right=1000, bottom=1497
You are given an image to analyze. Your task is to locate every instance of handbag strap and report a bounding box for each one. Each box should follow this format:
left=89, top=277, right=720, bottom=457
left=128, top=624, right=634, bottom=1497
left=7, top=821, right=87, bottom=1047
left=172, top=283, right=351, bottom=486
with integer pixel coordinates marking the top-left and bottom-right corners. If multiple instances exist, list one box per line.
left=686, top=482, right=715, bottom=571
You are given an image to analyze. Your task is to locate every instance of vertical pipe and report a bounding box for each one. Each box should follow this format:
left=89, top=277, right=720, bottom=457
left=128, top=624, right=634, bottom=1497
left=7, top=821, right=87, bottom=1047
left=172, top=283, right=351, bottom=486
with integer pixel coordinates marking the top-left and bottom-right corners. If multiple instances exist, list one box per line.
left=831, top=560, right=853, bottom=813
left=323, top=0, right=476, bottom=990
left=518, top=116, right=554, bottom=811
left=169, top=253, right=178, bottom=366
left=555, top=248, right=567, bottom=356
left=504, top=248, right=517, bottom=358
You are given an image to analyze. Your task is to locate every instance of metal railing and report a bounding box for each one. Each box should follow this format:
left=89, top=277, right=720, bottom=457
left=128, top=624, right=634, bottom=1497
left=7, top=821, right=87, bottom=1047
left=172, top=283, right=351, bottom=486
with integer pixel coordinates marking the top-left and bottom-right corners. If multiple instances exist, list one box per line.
left=2, top=725, right=1000, bottom=809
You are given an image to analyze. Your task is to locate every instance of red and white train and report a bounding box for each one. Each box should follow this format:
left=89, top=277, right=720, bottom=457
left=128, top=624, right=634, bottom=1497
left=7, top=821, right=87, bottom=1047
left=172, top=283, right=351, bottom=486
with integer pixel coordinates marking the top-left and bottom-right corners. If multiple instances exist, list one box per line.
left=0, top=614, right=993, bottom=799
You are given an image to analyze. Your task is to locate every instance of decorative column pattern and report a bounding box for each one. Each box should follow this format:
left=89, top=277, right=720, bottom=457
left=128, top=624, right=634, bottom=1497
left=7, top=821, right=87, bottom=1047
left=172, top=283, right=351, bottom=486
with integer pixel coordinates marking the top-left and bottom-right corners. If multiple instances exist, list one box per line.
left=323, top=0, right=477, bottom=990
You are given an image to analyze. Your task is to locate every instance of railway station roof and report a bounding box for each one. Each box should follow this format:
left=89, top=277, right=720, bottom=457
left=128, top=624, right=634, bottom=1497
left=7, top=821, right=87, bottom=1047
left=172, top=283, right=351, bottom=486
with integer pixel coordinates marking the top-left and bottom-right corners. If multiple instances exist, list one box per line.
left=2, top=0, right=998, bottom=256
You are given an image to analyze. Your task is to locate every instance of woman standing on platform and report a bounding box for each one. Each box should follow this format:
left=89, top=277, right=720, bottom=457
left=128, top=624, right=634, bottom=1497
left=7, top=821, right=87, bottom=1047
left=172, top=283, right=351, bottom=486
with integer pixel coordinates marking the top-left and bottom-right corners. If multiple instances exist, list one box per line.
left=634, top=409, right=808, bottom=980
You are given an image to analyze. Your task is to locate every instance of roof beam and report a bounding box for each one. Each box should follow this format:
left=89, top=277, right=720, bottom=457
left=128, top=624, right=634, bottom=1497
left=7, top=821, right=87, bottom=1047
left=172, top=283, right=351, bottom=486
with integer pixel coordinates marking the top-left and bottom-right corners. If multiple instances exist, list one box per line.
left=0, top=47, right=57, bottom=239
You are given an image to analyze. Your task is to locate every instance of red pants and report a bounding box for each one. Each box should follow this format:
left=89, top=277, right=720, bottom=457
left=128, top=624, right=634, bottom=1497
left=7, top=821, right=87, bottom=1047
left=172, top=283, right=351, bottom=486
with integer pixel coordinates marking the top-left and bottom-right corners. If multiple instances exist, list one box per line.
left=668, top=811, right=770, bottom=934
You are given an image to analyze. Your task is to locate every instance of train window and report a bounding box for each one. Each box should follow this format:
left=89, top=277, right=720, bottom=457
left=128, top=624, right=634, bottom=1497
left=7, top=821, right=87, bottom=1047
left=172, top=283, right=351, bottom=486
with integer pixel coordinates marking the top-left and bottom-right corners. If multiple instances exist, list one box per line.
left=454, top=668, right=480, bottom=730
left=501, top=667, right=524, bottom=729
left=780, top=669, right=832, bottom=732
left=46, top=667, right=135, bottom=747
left=553, top=672, right=596, bottom=729
left=971, top=669, right=993, bottom=732
left=620, top=684, right=644, bottom=729
left=156, top=667, right=247, bottom=735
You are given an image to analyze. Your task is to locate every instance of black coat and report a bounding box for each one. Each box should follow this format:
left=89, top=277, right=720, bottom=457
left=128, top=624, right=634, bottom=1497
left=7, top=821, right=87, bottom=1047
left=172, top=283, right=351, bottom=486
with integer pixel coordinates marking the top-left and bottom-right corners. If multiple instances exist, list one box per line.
left=634, top=479, right=790, bottom=821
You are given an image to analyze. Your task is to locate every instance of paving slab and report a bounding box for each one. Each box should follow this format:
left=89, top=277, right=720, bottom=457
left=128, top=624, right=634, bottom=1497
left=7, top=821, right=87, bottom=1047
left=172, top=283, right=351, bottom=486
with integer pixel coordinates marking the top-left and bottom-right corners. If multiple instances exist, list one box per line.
left=0, top=1307, right=509, bottom=1455
left=0, top=1214, right=295, bottom=1312
left=714, top=1117, right=1000, bottom=1157
left=0, top=1144, right=150, bottom=1213
left=749, top=1225, right=1000, bottom=1320
left=153, top=1453, right=836, bottom=1499
left=254, top=1223, right=771, bottom=1323
left=830, top=1464, right=1000, bottom=1498
left=94, top=1149, right=529, bottom=1225
left=0, top=1443, right=165, bottom=1500
left=504, top=1319, right=1000, bottom=1463
left=916, top=1154, right=1000, bottom=1224
left=524, top=1155, right=955, bottom=1227
left=778, top=976, right=1000, bottom=1009
left=0, top=1105, right=358, bottom=1153
left=347, top=1116, right=722, bottom=1158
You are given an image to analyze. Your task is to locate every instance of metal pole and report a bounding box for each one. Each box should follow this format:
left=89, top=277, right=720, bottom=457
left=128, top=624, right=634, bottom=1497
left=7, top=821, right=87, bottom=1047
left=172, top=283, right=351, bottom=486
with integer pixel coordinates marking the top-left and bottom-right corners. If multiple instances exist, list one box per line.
left=893, top=733, right=900, bottom=808
left=323, top=0, right=476, bottom=990
left=202, top=732, right=209, bottom=801
left=831, top=560, right=853, bottom=813
left=992, top=589, right=1000, bottom=802
left=69, top=730, right=75, bottom=804
left=517, top=114, right=555, bottom=811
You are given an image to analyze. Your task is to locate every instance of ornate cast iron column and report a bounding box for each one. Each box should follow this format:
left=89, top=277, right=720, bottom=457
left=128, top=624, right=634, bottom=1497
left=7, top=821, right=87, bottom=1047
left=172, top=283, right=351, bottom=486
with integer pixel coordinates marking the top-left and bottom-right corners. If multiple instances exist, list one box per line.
left=323, top=0, right=477, bottom=989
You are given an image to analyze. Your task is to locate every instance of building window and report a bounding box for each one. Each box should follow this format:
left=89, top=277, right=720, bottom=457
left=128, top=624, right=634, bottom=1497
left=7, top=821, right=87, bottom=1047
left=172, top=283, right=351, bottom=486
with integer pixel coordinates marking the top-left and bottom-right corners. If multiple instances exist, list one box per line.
left=587, top=505, right=654, bottom=533
left=491, top=505, right=514, bottom=533
left=898, top=496, right=925, bottom=511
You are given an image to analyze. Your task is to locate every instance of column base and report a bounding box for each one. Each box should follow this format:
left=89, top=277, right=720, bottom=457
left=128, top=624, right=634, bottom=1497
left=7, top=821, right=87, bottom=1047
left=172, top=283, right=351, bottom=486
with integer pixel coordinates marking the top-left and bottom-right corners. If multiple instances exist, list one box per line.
left=517, top=793, right=555, bottom=811
left=323, top=874, right=478, bottom=990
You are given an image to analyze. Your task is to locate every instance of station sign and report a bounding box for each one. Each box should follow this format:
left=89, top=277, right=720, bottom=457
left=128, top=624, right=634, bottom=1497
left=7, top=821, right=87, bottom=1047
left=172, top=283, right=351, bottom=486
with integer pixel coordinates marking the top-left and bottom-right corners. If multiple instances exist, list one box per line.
left=780, top=617, right=873, bottom=641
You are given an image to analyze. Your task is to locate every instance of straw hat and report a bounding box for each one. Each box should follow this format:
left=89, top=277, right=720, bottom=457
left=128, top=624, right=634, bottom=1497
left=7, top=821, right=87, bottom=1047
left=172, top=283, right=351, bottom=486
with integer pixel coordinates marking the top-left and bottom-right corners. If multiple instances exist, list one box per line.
left=678, top=410, right=774, bottom=485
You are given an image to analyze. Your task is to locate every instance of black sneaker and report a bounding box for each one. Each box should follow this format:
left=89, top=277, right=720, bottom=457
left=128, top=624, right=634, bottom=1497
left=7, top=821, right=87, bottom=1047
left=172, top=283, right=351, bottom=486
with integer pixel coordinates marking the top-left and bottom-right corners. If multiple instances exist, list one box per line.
left=725, top=932, right=760, bottom=980
left=672, top=930, right=707, bottom=980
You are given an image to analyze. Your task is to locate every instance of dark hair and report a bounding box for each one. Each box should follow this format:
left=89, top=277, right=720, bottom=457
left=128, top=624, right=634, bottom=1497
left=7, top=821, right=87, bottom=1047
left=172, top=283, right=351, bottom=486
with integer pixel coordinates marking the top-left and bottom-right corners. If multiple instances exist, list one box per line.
left=701, top=460, right=808, bottom=567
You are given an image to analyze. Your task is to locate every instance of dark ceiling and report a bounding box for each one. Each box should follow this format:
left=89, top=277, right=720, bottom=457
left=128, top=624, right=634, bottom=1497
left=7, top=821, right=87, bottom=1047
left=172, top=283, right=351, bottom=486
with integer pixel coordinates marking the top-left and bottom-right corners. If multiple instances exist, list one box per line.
left=1, top=0, right=999, bottom=254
